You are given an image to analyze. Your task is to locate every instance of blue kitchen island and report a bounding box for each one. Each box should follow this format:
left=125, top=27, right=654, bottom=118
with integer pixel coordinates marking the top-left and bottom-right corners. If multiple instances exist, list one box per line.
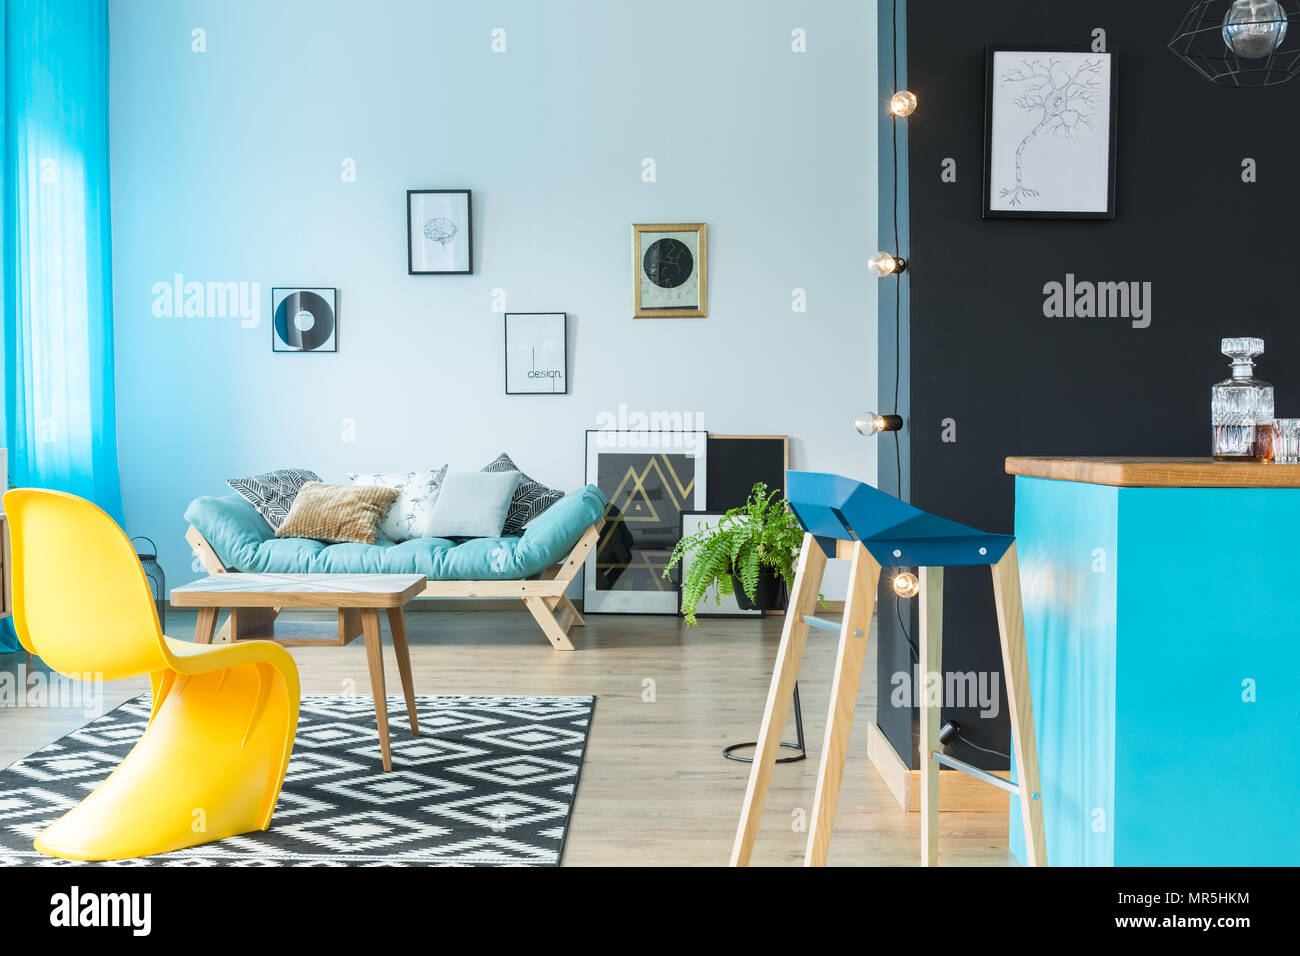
left=1005, top=457, right=1300, bottom=866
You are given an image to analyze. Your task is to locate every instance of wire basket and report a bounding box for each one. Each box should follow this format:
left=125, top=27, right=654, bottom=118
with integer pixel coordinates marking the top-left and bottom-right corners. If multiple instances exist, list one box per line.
left=131, top=536, right=166, bottom=630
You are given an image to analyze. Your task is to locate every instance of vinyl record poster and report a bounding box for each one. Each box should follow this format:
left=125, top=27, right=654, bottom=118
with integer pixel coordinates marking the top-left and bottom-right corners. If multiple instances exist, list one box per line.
left=272, top=287, right=337, bottom=352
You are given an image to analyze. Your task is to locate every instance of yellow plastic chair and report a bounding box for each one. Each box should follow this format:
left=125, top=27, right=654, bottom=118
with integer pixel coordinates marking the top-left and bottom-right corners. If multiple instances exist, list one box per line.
left=3, top=488, right=299, bottom=861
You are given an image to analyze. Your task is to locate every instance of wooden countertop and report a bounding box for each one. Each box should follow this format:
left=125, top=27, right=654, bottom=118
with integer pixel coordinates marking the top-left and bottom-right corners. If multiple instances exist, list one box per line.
left=1005, top=456, right=1300, bottom=488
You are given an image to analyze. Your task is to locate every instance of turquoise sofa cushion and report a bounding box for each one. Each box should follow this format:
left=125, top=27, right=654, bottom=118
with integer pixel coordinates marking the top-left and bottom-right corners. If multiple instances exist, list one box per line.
left=184, top=485, right=606, bottom=580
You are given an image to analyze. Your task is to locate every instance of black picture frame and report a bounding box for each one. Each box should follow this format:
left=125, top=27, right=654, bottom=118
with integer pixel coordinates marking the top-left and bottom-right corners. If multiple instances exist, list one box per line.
left=504, top=312, right=568, bottom=395
left=271, top=286, right=338, bottom=352
left=982, top=46, right=1119, bottom=220
left=407, top=188, right=473, bottom=274
left=583, top=428, right=708, bottom=614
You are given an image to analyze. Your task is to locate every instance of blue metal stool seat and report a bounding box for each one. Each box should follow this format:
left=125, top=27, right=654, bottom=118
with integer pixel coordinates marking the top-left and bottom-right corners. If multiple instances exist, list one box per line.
left=730, top=471, right=1047, bottom=867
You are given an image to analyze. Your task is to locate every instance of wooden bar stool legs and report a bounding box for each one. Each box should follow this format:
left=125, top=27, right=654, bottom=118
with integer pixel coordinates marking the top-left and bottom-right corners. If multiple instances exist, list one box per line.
left=730, top=534, right=827, bottom=866
left=919, top=545, right=1046, bottom=867
left=804, top=542, right=879, bottom=866
left=919, top=566, right=944, bottom=867
left=731, top=534, right=1047, bottom=867
left=989, top=544, right=1047, bottom=867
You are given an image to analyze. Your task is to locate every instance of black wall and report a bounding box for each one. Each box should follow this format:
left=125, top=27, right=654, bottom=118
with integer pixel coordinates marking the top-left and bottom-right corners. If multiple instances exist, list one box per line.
left=876, top=0, right=1300, bottom=769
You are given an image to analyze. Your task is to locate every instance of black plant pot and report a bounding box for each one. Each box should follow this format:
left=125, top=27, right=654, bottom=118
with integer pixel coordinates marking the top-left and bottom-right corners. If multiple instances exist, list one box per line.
left=733, top=567, right=784, bottom=611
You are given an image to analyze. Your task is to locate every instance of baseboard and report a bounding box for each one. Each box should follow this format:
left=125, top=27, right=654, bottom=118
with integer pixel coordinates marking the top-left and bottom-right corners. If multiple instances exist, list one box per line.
left=865, top=721, right=1011, bottom=813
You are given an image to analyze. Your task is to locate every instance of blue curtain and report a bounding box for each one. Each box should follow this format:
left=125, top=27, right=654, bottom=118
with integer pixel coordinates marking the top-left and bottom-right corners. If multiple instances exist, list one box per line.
left=2, top=0, right=122, bottom=651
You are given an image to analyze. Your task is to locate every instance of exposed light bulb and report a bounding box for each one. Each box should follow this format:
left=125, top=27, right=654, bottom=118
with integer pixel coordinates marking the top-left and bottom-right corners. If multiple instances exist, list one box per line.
left=892, top=570, right=920, bottom=599
left=868, top=251, right=907, bottom=277
left=854, top=411, right=903, bottom=436
left=1223, top=0, right=1288, bottom=59
left=889, top=90, right=918, bottom=117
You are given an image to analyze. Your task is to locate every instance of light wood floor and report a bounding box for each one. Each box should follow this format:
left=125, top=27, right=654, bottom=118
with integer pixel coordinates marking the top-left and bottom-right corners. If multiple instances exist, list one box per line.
left=0, top=606, right=1012, bottom=866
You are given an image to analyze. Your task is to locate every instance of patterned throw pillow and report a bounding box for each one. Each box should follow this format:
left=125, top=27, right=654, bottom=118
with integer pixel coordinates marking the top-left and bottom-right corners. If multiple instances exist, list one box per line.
left=227, top=467, right=321, bottom=531
left=346, top=466, right=449, bottom=542
left=274, top=482, right=400, bottom=545
left=480, top=453, right=565, bottom=535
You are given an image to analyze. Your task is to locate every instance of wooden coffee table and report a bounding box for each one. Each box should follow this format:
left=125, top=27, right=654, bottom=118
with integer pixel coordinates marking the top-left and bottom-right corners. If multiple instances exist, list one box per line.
left=170, top=572, right=427, bottom=771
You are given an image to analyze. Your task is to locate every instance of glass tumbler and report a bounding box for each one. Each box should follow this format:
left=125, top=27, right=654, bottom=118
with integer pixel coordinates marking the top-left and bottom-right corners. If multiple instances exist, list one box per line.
left=1274, top=419, right=1300, bottom=463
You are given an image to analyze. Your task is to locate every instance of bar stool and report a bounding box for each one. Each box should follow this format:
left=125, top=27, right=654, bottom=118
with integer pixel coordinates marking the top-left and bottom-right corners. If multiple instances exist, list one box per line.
left=729, top=471, right=1047, bottom=867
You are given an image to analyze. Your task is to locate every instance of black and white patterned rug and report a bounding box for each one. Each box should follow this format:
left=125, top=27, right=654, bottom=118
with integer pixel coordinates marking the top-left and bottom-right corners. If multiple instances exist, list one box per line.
left=0, top=693, right=594, bottom=867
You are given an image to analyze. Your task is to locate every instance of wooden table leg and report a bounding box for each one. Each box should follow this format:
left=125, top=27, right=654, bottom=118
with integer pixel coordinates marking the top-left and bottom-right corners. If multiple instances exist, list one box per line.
left=386, top=606, right=419, bottom=736
left=194, top=607, right=219, bottom=645
left=361, top=608, right=392, bottom=771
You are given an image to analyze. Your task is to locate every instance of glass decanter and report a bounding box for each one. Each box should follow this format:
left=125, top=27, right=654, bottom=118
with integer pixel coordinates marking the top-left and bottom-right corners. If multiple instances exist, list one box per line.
left=1212, top=337, right=1275, bottom=461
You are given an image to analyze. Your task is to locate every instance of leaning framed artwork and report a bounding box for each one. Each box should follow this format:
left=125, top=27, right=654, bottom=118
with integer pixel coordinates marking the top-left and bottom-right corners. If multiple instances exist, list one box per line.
left=504, top=312, right=567, bottom=394
left=408, top=189, right=473, bottom=274
left=632, top=223, right=707, bottom=317
left=982, top=47, right=1118, bottom=219
left=584, top=429, right=707, bottom=613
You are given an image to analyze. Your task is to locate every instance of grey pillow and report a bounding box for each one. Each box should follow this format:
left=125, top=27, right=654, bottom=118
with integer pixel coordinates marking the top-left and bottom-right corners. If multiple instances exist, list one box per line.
left=481, top=452, right=565, bottom=534
left=227, top=467, right=321, bottom=531
left=424, top=471, right=522, bottom=538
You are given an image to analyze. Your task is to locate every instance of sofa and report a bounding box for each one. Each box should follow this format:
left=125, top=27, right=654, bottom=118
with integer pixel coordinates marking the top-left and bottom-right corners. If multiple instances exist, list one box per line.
left=184, top=485, right=607, bottom=651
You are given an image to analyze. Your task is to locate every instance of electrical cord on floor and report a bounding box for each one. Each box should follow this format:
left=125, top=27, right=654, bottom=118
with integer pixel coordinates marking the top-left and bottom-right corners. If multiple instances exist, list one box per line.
left=897, top=595, right=1012, bottom=760
left=954, top=731, right=1010, bottom=761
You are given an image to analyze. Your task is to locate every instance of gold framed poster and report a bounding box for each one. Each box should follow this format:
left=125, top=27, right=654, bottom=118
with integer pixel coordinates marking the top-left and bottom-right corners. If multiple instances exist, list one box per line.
left=631, top=223, right=707, bottom=318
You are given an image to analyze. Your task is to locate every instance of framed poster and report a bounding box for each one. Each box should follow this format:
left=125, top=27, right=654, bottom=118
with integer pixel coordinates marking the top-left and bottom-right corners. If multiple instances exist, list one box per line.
left=584, top=429, right=707, bottom=613
left=505, top=312, right=567, bottom=394
left=632, top=223, right=707, bottom=317
left=983, top=48, right=1117, bottom=219
left=678, top=511, right=764, bottom=619
left=705, top=434, right=789, bottom=511
left=271, top=287, right=337, bottom=352
left=408, top=189, right=473, bottom=274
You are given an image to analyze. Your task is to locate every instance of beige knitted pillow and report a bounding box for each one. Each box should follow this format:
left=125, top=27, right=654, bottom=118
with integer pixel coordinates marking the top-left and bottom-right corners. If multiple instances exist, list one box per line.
left=275, top=482, right=399, bottom=545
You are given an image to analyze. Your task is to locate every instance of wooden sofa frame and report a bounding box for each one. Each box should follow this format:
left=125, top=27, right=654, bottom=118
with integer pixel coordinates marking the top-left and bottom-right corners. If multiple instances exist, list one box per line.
left=184, top=521, right=602, bottom=652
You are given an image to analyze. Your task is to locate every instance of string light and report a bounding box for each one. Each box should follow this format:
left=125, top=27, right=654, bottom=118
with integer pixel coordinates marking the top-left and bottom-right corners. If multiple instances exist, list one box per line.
left=854, top=411, right=903, bottom=436
left=892, top=570, right=920, bottom=599
left=868, top=251, right=907, bottom=277
left=889, top=90, right=917, bottom=117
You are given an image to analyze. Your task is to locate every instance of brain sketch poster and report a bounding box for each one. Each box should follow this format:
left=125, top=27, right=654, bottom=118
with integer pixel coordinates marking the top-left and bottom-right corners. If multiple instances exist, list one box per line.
left=408, top=189, right=473, bottom=274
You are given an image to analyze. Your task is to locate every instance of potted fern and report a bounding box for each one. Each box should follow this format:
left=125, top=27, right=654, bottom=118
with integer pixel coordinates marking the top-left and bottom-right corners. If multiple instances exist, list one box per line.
left=664, top=482, right=805, bottom=627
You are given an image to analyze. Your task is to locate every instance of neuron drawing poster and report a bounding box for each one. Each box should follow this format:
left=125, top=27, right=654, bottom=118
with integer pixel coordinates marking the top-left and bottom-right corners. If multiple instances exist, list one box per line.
left=984, top=49, right=1116, bottom=219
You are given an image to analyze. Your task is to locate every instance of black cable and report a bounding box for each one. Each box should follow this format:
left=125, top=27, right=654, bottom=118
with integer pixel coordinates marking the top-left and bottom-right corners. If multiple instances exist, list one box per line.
left=885, top=5, right=1000, bottom=767
left=956, top=732, right=1011, bottom=761
left=896, top=598, right=918, bottom=661
left=890, top=0, right=903, bottom=499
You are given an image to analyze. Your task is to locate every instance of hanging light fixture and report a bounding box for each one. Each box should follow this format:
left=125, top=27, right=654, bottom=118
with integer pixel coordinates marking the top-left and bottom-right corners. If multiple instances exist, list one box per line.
left=868, top=251, right=907, bottom=277
left=891, top=569, right=920, bottom=599
left=888, top=90, right=917, bottom=117
left=1170, top=0, right=1300, bottom=86
left=854, top=411, right=903, bottom=436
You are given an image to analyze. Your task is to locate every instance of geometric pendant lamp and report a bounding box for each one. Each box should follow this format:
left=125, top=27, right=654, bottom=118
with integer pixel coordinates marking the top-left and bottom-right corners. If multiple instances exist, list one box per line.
left=1170, top=0, right=1300, bottom=86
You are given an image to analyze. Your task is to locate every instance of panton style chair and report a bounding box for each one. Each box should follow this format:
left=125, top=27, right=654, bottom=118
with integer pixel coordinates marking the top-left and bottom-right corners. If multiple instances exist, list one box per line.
left=4, top=489, right=299, bottom=861
left=730, top=472, right=1047, bottom=867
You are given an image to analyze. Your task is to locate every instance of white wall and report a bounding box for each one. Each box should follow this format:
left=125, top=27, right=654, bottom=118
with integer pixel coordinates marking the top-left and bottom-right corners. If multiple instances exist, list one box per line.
left=109, top=0, right=879, bottom=591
